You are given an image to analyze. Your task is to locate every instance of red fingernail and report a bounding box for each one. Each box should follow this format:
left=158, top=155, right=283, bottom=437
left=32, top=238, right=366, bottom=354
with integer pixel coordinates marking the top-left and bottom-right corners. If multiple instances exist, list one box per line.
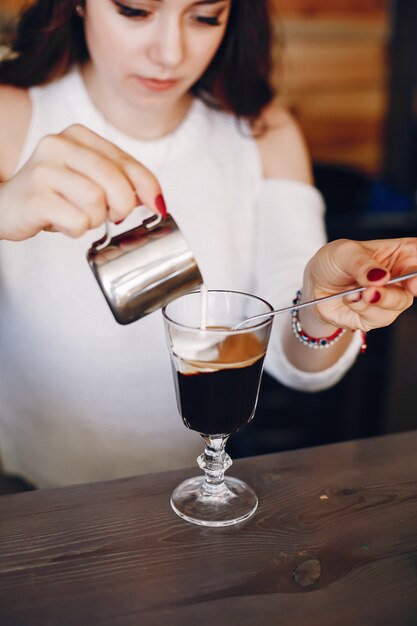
left=370, top=290, right=381, bottom=304
left=115, top=219, right=125, bottom=225
left=350, top=293, right=362, bottom=303
left=367, top=268, right=387, bottom=282
left=155, top=193, right=167, bottom=217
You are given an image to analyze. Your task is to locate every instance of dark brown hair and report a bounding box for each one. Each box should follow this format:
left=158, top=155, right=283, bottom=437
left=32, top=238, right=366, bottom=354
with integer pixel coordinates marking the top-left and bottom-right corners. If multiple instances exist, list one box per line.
left=0, top=0, right=276, bottom=120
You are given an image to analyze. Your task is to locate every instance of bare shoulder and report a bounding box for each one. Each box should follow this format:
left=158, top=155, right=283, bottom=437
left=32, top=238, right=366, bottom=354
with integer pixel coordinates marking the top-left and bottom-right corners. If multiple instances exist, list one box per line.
left=0, top=84, right=31, bottom=181
left=255, top=101, right=313, bottom=184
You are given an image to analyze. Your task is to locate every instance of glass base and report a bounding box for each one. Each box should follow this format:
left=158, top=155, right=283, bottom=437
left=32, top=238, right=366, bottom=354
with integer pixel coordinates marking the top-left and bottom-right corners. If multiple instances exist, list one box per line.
left=170, top=475, right=258, bottom=527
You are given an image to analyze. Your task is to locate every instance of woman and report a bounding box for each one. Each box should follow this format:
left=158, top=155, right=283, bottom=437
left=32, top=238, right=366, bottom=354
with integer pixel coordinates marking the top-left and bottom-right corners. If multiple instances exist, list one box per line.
left=0, top=0, right=415, bottom=487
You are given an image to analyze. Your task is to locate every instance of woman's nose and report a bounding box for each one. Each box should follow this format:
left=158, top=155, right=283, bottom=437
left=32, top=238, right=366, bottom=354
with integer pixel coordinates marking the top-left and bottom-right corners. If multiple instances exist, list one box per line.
left=148, top=19, right=185, bottom=69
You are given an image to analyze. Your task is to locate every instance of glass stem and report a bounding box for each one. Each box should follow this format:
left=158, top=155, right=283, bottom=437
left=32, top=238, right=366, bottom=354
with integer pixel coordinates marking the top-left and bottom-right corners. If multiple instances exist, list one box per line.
left=197, top=435, right=232, bottom=496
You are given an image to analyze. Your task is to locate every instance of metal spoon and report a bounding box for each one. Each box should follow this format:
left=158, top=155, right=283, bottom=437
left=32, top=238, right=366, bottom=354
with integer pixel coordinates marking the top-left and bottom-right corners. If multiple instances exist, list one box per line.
left=233, top=270, right=417, bottom=330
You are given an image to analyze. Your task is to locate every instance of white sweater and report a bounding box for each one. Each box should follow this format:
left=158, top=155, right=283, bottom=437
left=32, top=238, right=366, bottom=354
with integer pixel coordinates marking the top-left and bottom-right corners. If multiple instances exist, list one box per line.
left=0, top=68, right=362, bottom=487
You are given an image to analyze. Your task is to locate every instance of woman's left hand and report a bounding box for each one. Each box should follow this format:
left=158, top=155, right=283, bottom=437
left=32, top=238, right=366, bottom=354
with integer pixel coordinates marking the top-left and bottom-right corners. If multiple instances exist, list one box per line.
left=302, top=237, right=417, bottom=333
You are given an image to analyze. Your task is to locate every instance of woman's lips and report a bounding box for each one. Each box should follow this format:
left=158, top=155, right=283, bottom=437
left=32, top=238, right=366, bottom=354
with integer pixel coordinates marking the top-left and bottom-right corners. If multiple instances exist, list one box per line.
left=136, top=76, right=179, bottom=91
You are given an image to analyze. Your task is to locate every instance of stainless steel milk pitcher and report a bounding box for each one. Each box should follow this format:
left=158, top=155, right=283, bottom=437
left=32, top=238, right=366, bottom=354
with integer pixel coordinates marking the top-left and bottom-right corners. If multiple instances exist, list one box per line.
left=87, top=213, right=203, bottom=325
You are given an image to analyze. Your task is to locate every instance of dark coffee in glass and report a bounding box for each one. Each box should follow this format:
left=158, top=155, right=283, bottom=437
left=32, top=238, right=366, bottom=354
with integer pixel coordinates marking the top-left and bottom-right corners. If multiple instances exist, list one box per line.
left=173, top=332, right=265, bottom=435
left=163, top=289, right=273, bottom=527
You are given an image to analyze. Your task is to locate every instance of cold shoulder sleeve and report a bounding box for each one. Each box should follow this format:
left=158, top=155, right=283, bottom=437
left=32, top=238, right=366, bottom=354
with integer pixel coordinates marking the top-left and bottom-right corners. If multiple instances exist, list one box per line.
left=252, top=178, right=363, bottom=392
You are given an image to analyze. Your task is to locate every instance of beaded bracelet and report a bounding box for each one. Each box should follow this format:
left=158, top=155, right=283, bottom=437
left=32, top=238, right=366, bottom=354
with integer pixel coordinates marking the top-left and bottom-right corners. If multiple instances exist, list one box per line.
left=291, top=289, right=346, bottom=349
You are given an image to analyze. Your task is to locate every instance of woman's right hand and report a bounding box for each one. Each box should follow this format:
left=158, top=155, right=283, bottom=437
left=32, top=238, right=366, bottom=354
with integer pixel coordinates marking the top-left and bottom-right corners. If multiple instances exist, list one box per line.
left=0, top=124, right=166, bottom=241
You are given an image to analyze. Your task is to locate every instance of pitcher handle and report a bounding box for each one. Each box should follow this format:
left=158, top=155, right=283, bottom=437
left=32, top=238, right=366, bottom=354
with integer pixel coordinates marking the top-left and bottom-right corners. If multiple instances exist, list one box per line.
left=91, top=222, right=111, bottom=251
left=91, top=209, right=164, bottom=252
left=142, top=211, right=163, bottom=230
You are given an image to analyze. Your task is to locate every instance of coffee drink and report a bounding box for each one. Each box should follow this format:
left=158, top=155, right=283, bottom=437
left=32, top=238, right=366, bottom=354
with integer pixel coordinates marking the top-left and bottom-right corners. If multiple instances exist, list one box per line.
left=173, top=331, right=265, bottom=435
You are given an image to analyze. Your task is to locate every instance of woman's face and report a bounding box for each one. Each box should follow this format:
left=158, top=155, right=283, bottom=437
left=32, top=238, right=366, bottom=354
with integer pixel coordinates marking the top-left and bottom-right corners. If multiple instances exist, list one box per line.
left=83, top=0, right=232, bottom=110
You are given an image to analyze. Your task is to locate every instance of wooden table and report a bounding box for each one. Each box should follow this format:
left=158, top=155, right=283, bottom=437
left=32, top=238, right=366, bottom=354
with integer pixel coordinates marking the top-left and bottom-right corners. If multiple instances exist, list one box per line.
left=1, top=431, right=417, bottom=626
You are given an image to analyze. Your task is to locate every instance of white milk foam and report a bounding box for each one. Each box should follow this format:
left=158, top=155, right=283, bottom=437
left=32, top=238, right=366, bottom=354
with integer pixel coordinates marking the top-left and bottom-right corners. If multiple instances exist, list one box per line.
left=172, top=284, right=220, bottom=364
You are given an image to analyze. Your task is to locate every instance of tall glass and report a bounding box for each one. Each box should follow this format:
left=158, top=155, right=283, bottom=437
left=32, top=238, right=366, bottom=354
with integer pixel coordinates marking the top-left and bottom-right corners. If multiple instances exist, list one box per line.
left=163, top=290, right=273, bottom=527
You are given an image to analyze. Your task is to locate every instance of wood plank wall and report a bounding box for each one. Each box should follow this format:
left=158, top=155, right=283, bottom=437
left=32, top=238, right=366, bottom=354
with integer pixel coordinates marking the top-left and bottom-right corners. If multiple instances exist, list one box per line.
left=272, top=0, right=392, bottom=174
left=0, top=0, right=29, bottom=12
left=0, top=0, right=30, bottom=49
